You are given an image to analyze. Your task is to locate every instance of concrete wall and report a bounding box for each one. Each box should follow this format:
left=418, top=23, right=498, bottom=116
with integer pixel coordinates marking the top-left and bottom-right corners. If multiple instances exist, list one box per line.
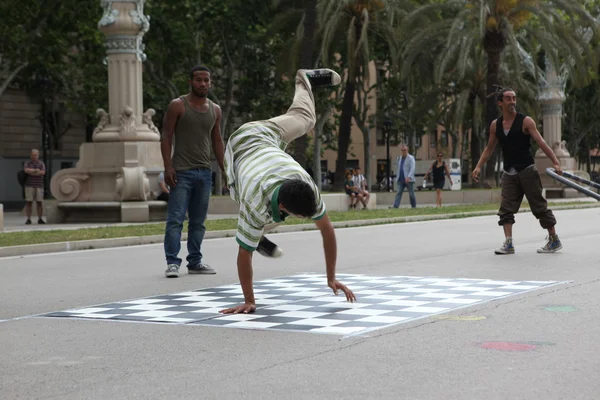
left=206, top=193, right=377, bottom=215
left=375, top=189, right=502, bottom=207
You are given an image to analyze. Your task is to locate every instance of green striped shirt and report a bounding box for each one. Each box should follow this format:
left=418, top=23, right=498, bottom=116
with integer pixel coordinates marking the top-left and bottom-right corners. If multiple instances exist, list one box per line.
left=224, top=121, right=326, bottom=251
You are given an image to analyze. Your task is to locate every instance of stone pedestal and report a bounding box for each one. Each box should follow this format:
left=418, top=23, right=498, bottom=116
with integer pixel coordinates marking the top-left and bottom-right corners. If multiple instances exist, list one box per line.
left=51, top=142, right=163, bottom=203
left=121, top=201, right=149, bottom=222
left=534, top=58, right=586, bottom=198
left=535, top=155, right=579, bottom=198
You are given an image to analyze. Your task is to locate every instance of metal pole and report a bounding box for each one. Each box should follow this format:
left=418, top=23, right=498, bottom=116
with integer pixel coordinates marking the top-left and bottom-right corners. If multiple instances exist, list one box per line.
left=386, top=127, right=390, bottom=192
left=545, top=168, right=600, bottom=201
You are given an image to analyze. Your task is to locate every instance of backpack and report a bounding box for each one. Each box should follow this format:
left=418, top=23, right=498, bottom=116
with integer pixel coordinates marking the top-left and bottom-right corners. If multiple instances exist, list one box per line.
left=17, top=170, right=27, bottom=186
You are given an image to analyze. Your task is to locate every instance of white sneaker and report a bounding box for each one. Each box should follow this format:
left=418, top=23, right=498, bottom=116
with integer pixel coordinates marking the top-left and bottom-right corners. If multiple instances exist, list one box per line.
left=494, top=238, right=515, bottom=255
left=537, top=235, right=563, bottom=253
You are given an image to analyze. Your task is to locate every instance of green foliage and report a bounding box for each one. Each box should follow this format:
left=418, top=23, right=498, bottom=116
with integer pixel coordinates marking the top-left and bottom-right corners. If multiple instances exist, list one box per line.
left=1, top=0, right=106, bottom=121
left=144, top=0, right=294, bottom=136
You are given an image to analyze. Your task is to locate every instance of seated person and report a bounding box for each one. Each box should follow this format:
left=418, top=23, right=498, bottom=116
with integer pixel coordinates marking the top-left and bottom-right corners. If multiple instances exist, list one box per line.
left=352, top=167, right=370, bottom=209
left=344, top=171, right=362, bottom=209
left=156, top=171, right=170, bottom=201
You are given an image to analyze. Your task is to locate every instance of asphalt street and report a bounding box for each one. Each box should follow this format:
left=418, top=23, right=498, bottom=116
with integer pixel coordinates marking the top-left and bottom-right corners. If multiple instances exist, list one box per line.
left=1, top=207, right=599, bottom=399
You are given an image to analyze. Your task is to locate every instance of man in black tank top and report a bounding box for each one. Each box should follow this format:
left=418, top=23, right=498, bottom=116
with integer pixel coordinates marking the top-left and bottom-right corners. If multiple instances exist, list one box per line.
left=472, top=88, right=563, bottom=254
left=160, top=65, right=226, bottom=278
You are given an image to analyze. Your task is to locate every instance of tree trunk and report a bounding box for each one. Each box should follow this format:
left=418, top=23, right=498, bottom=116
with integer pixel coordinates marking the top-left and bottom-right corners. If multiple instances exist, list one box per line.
left=469, top=91, right=480, bottom=186
left=362, top=127, right=371, bottom=190
left=313, top=104, right=332, bottom=190
left=293, top=0, right=317, bottom=171
left=221, top=67, right=235, bottom=137
left=485, top=47, right=502, bottom=181
left=334, top=78, right=356, bottom=191
left=450, top=131, right=459, bottom=158
left=0, top=62, right=28, bottom=99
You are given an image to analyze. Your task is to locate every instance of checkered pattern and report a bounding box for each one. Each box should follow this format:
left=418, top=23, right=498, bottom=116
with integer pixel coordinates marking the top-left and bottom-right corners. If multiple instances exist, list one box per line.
left=40, top=274, right=559, bottom=336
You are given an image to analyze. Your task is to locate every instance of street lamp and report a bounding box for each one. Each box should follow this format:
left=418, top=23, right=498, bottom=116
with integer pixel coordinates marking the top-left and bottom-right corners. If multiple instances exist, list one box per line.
left=383, top=120, right=393, bottom=192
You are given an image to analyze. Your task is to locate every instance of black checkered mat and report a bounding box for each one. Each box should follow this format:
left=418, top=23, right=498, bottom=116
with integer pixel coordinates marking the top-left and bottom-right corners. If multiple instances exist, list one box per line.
left=40, top=274, right=561, bottom=336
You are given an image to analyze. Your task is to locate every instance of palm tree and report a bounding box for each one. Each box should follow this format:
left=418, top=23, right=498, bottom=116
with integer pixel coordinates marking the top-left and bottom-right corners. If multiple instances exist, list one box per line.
left=401, top=0, right=598, bottom=179
left=318, top=0, right=405, bottom=190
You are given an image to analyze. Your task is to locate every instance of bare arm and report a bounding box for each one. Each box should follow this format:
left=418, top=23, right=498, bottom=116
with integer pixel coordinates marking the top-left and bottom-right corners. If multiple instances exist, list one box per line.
left=211, top=105, right=225, bottom=174
left=219, top=247, right=256, bottom=314
left=24, top=163, right=35, bottom=175
left=160, top=99, right=183, bottom=170
left=314, top=213, right=337, bottom=282
left=160, top=99, right=184, bottom=187
left=314, top=213, right=356, bottom=301
left=444, top=163, right=452, bottom=179
left=424, top=163, right=433, bottom=178
left=524, top=117, right=561, bottom=169
left=236, top=247, right=255, bottom=305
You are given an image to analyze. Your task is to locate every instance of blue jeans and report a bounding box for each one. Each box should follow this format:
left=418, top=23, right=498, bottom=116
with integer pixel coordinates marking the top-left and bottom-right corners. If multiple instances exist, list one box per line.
left=164, top=168, right=212, bottom=267
left=393, top=181, right=416, bottom=208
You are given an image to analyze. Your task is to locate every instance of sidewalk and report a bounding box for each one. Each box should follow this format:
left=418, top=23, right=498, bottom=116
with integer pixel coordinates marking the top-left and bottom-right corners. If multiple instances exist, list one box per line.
left=2, top=196, right=595, bottom=233
left=2, top=212, right=238, bottom=233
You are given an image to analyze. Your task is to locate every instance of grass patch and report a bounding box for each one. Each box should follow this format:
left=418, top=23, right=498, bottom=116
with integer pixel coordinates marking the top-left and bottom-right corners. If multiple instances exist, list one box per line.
left=0, top=201, right=595, bottom=248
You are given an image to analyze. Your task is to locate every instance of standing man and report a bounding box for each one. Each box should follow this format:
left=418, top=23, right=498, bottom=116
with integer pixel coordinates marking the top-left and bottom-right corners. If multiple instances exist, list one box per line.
left=392, top=144, right=416, bottom=208
left=472, top=88, right=563, bottom=254
left=160, top=65, right=226, bottom=278
left=23, top=149, right=46, bottom=225
left=219, top=68, right=356, bottom=315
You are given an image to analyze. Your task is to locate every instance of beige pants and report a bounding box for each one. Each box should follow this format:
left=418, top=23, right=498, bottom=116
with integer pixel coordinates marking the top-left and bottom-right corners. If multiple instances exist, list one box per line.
left=267, top=70, right=316, bottom=144
left=261, top=71, right=316, bottom=236
left=25, top=187, right=44, bottom=202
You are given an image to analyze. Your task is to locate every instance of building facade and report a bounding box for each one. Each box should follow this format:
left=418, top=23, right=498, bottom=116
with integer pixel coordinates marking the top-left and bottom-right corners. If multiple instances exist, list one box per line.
left=0, top=89, right=85, bottom=209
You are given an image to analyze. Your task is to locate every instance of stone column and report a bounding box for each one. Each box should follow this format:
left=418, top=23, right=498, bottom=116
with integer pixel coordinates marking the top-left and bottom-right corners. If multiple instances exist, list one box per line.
left=94, top=0, right=159, bottom=142
left=535, top=59, right=578, bottom=194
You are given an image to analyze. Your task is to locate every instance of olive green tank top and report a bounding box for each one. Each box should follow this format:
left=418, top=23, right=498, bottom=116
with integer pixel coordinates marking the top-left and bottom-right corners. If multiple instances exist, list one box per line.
left=171, top=96, right=215, bottom=171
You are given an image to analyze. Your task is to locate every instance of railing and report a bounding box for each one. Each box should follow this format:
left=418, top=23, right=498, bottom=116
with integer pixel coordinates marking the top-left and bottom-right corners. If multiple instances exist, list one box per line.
left=545, top=168, right=600, bottom=201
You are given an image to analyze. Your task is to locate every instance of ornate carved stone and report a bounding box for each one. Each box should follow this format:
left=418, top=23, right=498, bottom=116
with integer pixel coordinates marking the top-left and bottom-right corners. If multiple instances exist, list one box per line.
left=119, top=106, right=137, bottom=138
left=50, top=170, right=91, bottom=202
left=92, top=108, right=110, bottom=139
left=129, top=0, right=150, bottom=33
left=552, top=140, right=571, bottom=157
left=142, top=108, right=159, bottom=135
left=99, top=1, right=150, bottom=61
left=99, top=0, right=119, bottom=27
left=115, top=166, right=150, bottom=201
left=541, top=103, right=564, bottom=116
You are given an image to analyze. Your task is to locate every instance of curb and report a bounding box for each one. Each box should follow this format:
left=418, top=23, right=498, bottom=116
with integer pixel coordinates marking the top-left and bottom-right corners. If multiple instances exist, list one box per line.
left=1, top=203, right=597, bottom=258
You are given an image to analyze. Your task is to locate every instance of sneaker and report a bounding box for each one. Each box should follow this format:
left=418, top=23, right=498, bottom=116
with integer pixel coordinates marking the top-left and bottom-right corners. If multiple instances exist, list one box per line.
left=165, top=264, right=180, bottom=278
left=187, top=263, right=216, bottom=274
left=257, top=236, right=283, bottom=258
left=304, top=69, right=341, bottom=87
left=494, top=237, right=515, bottom=255
left=38, top=219, right=45, bottom=224
left=537, top=234, right=563, bottom=253
left=25, top=219, right=31, bottom=225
